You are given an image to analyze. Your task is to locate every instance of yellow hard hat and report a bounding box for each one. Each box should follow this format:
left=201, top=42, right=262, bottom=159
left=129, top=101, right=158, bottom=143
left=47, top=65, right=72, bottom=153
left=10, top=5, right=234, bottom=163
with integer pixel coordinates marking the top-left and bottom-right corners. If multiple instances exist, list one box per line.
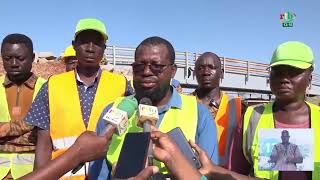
left=63, top=45, right=76, bottom=58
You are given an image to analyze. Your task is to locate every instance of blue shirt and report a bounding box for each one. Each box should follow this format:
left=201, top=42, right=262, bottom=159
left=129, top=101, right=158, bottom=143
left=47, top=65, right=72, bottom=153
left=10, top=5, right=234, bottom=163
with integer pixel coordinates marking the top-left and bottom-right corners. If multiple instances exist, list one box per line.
left=92, top=88, right=219, bottom=179
left=170, top=78, right=181, bottom=88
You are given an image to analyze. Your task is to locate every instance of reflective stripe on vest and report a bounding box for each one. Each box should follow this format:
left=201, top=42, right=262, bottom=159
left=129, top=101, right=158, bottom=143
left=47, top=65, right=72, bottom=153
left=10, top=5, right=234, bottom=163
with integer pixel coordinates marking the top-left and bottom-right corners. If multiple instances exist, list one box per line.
left=193, top=92, right=241, bottom=166
left=0, top=153, right=35, bottom=179
left=52, top=137, right=87, bottom=178
left=107, top=94, right=198, bottom=173
left=0, top=157, right=10, bottom=167
left=243, top=102, right=320, bottom=180
left=216, top=94, right=241, bottom=166
left=243, top=105, right=265, bottom=165
left=52, top=136, right=78, bottom=150
left=49, top=70, right=126, bottom=180
left=0, top=76, right=45, bottom=179
left=12, top=155, right=34, bottom=165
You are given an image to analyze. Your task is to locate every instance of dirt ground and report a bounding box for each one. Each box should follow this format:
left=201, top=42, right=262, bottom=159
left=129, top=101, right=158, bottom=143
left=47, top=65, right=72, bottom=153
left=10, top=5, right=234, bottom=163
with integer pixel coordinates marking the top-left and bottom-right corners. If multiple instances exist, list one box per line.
left=0, top=59, right=65, bottom=79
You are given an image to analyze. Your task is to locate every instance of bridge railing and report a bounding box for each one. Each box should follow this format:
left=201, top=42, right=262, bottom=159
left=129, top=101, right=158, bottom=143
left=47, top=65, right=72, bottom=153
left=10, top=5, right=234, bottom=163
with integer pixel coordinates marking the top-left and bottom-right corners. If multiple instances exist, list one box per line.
left=104, top=45, right=320, bottom=87
left=313, top=74, right=320, bottom=87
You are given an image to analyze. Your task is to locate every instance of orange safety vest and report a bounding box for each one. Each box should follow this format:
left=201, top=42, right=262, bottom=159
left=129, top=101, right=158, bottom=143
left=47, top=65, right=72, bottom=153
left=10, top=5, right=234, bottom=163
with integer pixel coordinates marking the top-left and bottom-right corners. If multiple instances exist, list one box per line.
left=48, top=70, right=126, bottom=180
left=215, top=93, right=241, bottom=166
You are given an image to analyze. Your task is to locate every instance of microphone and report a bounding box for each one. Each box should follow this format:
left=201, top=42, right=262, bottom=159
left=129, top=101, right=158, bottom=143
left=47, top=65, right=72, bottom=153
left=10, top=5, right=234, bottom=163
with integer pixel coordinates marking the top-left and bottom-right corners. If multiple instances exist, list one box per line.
left=137, top=98, right=159, bottom=132
left=137, top=97, right=159, bottom=168
left=102, top=96, right=138, bottom=135
left=72, top=96, right=138, bottom=175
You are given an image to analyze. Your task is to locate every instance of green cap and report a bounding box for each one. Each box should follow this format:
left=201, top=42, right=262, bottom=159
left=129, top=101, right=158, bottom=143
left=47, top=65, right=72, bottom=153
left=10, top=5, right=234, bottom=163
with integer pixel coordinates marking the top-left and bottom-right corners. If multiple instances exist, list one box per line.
left=270, top=41, right=314, bottom=69
left=75, top=18, right=108, bottom=41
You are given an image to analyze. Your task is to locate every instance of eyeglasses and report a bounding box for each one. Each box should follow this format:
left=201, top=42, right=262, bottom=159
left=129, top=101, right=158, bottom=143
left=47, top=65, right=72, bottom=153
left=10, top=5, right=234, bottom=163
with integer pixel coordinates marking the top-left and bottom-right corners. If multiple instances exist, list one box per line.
left=131, top=62, right=173, bottom=75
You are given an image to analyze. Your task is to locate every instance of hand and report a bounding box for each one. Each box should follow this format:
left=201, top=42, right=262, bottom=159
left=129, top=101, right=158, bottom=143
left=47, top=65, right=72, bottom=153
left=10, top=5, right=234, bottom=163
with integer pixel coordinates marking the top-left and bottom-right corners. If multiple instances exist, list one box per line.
left=189, top=141, right=215, bottom=175
left=151, top=129, right=201, bottom=180
left=190, top=142, right=244, bottom=180
left=72, top=127, right=115, bottom=164
left=286, top=156, right=294, bottom=163
left=112, top=166, right=159, bottom=180
left=151, top=130, right=182, bottom=166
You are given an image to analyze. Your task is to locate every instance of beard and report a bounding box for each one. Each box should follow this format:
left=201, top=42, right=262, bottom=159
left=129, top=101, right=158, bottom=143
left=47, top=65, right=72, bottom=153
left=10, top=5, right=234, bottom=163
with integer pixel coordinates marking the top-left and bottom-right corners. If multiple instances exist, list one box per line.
left=134, top=81, right=171, bottom=105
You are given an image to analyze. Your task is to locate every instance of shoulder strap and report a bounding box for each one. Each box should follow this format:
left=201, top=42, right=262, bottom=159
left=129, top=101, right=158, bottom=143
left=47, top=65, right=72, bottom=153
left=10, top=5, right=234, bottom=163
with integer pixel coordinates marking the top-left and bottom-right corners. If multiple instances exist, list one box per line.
left=243, top=104, right=265, bottom=164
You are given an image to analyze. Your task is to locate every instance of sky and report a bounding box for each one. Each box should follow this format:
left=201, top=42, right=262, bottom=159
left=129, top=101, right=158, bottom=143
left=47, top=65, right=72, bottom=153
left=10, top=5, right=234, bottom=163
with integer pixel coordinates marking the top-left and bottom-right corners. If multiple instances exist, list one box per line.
left=0, top=0, right=319, bottom=73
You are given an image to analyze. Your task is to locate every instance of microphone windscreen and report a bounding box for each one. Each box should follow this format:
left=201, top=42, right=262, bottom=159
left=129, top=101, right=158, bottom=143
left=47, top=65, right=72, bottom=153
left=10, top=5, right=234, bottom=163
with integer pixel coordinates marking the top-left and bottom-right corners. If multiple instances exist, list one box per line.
left=117, top=96, right=138, bottom=118
left=139, top=97, right=152, bottom=106
left=137, top=97, right=158, bottom=127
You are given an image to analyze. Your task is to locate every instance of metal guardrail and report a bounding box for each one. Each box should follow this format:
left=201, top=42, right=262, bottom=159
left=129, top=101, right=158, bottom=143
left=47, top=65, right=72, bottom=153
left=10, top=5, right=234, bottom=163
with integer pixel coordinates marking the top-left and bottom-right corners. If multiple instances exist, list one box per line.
left=313, top=74, right=320, bottom=87
left=104, top=45, right=320, bottom=87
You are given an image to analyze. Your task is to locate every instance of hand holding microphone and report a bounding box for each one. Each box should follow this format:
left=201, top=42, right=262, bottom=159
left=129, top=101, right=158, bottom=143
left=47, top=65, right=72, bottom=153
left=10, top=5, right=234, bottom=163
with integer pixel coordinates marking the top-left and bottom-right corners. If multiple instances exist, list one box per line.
left=72, top=96, right=138, bottom=174
left=19, top=130, right=116, bottom=180
left=72, top=129, right=115, bottom=165
left=112, top=97, right=158, bottom=179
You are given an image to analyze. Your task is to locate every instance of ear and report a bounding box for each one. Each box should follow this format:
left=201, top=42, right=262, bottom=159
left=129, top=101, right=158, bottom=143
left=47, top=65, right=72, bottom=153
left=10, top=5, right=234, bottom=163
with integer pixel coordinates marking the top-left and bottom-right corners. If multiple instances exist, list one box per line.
left=31, top=52, right=35, bottom=63
left=220, top=68, right=224, bottom=79
left=102, top=41, right=106, bottom=50
left=72, top=40, right=78, bottom=58
left=309, top=74, right=312, bottom=87
left=72, top=40, right=76, bottom=49
left=171, top=64, right=177, bottom=78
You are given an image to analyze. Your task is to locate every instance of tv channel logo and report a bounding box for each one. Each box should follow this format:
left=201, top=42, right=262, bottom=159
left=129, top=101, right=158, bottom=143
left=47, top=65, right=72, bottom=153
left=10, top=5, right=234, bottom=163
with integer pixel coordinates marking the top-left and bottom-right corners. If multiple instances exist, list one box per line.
left=280, top=12, right=296, bottom=27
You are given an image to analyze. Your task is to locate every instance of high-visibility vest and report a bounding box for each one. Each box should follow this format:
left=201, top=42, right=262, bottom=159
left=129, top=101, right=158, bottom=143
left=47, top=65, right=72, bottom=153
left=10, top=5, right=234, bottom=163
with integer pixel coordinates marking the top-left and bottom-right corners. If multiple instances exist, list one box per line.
left=0, top=75, right=46, bottom=180
left=242, top=102, right=320, bottom=180
left=107, top=94, right=198, bottom=173
left=48, top=71, right=126, bottom=180
left=215, top=93, right=241, bottom=166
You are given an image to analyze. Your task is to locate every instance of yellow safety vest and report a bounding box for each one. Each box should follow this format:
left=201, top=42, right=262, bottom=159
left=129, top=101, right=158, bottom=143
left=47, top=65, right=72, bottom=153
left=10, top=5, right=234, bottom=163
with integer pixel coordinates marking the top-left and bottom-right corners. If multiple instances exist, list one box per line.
left=48, top=70, right=126, bottom=180
left=0, top=75, right=46, bottom=180
left=242, top=102, right=320, bottom=180
left=107, top=94, right=198, bottom=173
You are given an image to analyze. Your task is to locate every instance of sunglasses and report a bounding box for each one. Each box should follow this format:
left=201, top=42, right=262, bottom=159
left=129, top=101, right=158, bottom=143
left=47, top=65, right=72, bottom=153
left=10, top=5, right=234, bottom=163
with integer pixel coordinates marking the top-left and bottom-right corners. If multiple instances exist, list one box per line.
left=131, top=62, right=173, bottom=75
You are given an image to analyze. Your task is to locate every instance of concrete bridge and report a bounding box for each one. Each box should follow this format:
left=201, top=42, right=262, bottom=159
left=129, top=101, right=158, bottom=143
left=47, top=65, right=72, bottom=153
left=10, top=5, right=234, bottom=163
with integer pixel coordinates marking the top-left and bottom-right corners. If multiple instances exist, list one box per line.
left=103, top=45, right=320, bottom=99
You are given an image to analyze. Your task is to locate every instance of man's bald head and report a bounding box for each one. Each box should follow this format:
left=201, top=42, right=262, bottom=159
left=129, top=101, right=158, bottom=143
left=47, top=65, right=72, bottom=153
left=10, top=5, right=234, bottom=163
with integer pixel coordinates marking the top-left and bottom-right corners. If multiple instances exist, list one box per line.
left=195, top=52, right=221, bottom=69
left=195, top=52, right=222, bottom=90
left=281, top=130, right=290, bottom=144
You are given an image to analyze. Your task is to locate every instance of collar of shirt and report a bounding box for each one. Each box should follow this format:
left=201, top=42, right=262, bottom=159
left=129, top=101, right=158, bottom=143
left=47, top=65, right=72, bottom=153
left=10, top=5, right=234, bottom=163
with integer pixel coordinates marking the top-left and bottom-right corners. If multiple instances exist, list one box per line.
left=191, top=90, right=224, bottom=107
left=171, top=78, right=180, bottom=88
left=3, top=73, right=38, bottom=89
left=75, top=68, right=102, bottom=90
left=191, top=90, right=225, bottom=117
left=158, top=87, right=182, bottom=114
